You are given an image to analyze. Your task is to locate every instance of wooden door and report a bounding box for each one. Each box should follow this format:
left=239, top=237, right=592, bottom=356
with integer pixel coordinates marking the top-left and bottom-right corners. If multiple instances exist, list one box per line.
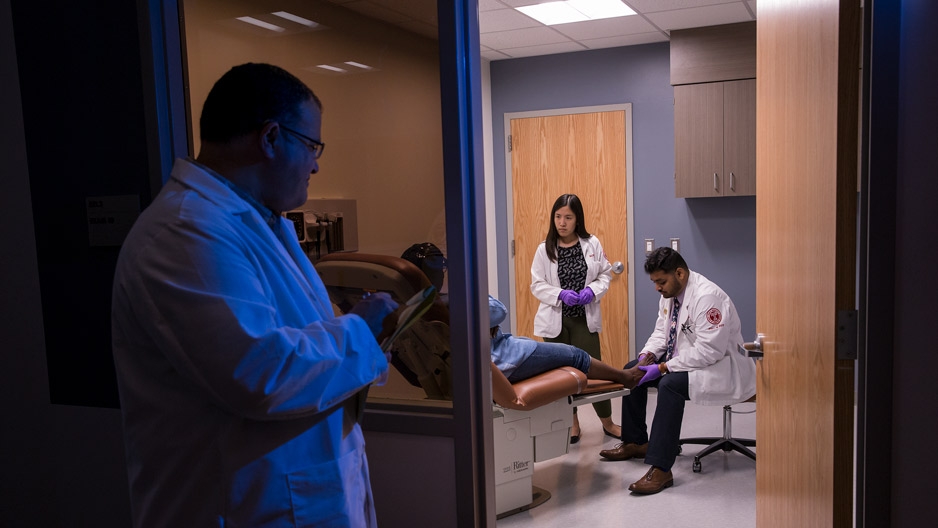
left=509, top=110, right=631, bottom=369
left=723, top=79, right=756, bottom=196
left=674, top=82, right=724, bottom=197
left=755, top=1, right=860, bottom=526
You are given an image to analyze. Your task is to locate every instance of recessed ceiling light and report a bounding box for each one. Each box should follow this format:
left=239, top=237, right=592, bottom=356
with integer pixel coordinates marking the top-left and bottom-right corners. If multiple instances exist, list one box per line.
left=567, top=0, right=636, bottom=20
left=317, top=64, right=347, bottom=73
left=271, top=11, right=319, bottom=28
left=235, top=16, right=286, bottom=32
left=517, top=0, right=636, bottom=26
left=517, top=2, right=588, bottom=25
left=344, top=61, right=373, bottom=70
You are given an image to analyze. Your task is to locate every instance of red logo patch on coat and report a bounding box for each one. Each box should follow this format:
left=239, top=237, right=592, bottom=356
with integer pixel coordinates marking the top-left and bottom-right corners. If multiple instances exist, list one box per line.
left=706, top=308, right=722, bottom=325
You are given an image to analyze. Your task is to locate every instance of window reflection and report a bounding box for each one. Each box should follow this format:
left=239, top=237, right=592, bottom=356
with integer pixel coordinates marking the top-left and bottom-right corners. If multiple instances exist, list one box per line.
left=181, top=0, right=450, bottom=406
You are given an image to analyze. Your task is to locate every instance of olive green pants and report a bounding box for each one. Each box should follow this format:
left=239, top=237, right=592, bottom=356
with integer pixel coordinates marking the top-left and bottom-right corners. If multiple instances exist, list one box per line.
left=544, top=314, right=610, bottom=419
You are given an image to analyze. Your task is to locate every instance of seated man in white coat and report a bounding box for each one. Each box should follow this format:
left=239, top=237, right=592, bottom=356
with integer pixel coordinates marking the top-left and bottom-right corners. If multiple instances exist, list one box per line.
left=600, top=247, right=756, bottom=494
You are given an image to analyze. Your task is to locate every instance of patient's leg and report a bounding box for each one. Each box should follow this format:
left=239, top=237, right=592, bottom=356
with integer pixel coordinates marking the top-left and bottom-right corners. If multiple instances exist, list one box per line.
left=586, top=357, right=642, bottom=389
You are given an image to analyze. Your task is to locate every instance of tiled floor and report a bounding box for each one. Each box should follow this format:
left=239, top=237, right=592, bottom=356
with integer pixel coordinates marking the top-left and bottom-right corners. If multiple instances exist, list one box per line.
left=497, top=392, right=757, bottom=528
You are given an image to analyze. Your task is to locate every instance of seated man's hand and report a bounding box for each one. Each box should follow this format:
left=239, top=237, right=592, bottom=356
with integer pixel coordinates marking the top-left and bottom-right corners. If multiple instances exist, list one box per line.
left=638, top=352, right=657, bottom=366
left=637, top=364, right=662, bottom=386
left=349, top=292, right=398, bottom=338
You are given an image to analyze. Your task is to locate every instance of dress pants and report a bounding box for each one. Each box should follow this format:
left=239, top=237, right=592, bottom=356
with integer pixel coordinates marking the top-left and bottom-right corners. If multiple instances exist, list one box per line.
left=620, top=357, right=690, bottom=472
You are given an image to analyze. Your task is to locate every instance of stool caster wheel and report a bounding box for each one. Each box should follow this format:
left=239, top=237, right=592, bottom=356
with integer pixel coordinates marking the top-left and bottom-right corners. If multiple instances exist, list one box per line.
left=693, top=459, right=702, bottom=473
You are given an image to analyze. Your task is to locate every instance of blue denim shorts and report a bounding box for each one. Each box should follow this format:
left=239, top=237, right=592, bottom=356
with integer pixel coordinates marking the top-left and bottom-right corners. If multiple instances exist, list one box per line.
left=506, top=341, right=591, bottom=383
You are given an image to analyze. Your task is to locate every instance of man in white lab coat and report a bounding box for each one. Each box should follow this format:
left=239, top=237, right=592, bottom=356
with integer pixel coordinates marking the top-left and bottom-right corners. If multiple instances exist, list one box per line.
left=600, top=247, right=756, bottom=494
left=111, top=63, right=397, bottom=527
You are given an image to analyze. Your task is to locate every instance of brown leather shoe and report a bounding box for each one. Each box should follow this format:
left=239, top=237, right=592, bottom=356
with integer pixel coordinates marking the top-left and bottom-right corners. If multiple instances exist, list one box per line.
left=599, top=442, right=647, bottom=461
left=628, top=466, right=674, bottom=494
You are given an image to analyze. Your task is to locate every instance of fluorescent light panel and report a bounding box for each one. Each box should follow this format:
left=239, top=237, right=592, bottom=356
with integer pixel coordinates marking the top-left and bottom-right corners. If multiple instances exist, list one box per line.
left=236, top=16, right=286, bottom=32
left=344, top=61, right=373, bottom=70
left=517, top=0, right=636, bottom=26
left=317, top=64, right=347, bottom=73
left=271, top=11, right=319, bottom=28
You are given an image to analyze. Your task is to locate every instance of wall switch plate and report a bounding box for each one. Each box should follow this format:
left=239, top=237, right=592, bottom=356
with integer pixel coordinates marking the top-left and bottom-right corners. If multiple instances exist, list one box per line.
left=670, top=238, right=680, bottom=252
left=644, top=238, right=654, bottom=255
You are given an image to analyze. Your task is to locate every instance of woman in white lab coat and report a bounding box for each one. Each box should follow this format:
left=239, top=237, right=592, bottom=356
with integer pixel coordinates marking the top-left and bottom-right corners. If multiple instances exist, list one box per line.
left=530, top=193, right=618, bottom=442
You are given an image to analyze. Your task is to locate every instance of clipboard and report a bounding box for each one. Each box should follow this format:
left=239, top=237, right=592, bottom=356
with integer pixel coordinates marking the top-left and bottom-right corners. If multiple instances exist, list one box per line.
left=351, top=285, right=438, bottom=424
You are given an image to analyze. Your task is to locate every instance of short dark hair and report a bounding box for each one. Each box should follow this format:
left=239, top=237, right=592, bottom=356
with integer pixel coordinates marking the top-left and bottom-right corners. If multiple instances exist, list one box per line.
left=199, top=63, right=321, bottom=143
left=545, top=194, right=591, bottom=262
left=644, top=247, right=688, bottom=275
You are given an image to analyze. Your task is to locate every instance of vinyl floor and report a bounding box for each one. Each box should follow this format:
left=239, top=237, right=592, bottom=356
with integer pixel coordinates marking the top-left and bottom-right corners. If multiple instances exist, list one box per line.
left=496, top=392, right=757, bottom=528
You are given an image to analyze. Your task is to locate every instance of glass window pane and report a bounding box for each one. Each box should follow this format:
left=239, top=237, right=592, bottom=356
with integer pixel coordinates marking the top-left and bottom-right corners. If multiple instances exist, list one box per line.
left=180, top=0, right=452, bottom=408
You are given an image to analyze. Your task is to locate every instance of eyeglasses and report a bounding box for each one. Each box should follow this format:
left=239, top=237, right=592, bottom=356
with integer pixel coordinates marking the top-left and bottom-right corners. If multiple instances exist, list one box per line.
left=280, top=124, right=325, bottom=159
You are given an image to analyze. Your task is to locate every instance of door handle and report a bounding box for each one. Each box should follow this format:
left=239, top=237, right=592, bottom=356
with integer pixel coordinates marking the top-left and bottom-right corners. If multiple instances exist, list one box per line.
left=741, top=333, right=765, bottom=360
left=713, top=173, right=719, bottom=192
left=611, top=261, right=624, bottom=275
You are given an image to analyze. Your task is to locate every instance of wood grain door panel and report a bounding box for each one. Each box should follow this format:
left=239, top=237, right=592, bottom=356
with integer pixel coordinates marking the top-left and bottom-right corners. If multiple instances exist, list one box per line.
left=510, top=111, right=631, bottom=370
left=755, top=1, right=860, bottom=526
left=675, top=82, right=724, bottom=197
left=724, top=79, right=756, bottom=196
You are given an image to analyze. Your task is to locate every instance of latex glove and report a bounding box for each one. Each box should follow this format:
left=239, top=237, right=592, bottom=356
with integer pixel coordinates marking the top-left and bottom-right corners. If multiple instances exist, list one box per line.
left=577, top=287, right=595, bottom=305
left=349, top=292, right=398, bottom=337
left=558, top=289, right=579, bottom=306
left=637, top=364, right=663, bottom=386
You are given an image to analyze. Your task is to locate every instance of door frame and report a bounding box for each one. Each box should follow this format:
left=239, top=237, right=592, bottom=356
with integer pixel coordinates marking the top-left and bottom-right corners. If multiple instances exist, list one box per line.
left=503, top=104, right=637, bottom=358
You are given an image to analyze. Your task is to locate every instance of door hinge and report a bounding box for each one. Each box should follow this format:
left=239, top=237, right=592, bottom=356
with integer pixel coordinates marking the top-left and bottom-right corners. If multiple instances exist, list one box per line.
left=835, top=309, right=858, bottom=360
left=511, top=239, right=515, bottom=257
left=508, top=135, right=512, bottom=152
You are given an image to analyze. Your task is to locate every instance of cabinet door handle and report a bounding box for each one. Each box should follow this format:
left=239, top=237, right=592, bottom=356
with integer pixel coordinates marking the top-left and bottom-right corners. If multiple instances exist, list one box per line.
left=730, top=172, right=736, bottom=192
left=713, top=173, right=719, bottom=192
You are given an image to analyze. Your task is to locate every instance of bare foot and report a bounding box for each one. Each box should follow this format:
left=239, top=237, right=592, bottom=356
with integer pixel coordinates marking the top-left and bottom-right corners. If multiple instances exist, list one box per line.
left=622, top=366, right=643, bottom=389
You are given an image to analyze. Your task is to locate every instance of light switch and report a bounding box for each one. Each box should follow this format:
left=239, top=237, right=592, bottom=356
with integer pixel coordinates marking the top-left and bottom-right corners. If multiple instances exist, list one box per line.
left=670, top=238, right=680, bottom=253
left=644, top=238, right=654, bottom=255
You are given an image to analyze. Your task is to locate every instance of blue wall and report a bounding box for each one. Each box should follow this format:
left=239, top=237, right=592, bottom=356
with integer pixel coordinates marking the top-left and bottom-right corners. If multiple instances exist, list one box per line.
left=489, top=42, right=757, bottom=350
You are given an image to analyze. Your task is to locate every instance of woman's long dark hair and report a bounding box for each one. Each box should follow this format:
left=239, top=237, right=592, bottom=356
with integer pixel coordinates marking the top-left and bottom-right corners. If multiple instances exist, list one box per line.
left=545, top=194, right=590, bottom=262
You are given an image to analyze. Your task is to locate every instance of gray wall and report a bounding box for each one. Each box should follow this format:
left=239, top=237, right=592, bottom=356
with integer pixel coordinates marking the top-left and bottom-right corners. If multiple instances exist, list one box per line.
left=489, top=43, right=757, bottom=348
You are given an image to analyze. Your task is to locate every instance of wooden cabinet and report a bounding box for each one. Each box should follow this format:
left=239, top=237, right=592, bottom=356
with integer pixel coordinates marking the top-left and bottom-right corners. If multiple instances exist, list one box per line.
left=674, top=78, right=755, bottom=198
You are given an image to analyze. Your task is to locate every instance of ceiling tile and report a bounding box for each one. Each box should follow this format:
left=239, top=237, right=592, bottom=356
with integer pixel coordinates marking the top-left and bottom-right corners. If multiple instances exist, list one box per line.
left=581, top=31, right=670, bottom=49
left=501, top=41, right=589, bottom=58
left=551, top=14, right=659, bottom=40
left=480, top=8, right=541, bottom=33
left=480, top=26, right=572, bottom=49
left=645, top=2, right=753, bottom=31
left=481, top=49, right=512, bottom=61
left=497, top=0, right=547, bottom=8
left=479, top=0, right=512, bottom=12
left=624, top=0, right=739, bottom=13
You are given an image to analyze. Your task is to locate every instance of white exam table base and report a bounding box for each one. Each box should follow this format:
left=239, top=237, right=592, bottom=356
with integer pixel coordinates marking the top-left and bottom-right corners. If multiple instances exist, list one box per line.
left=493, top=387, right=630, bottom=517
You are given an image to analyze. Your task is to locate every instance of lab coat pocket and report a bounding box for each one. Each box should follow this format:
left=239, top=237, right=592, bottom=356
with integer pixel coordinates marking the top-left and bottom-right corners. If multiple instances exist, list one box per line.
left=287, top=449, right=367, bottom=527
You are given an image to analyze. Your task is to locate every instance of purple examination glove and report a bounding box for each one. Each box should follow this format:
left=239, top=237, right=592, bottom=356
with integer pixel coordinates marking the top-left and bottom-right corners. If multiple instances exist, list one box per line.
left=577, top=287, right=595, bottom=305
left=349, top=292, right=398, bottom=337
left=559, top=289, right=579, bottom=306
left=637, top=364, right=662, bottom=386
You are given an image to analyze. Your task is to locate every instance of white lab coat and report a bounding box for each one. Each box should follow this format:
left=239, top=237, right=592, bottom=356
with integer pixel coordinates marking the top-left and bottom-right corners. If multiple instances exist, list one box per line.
left=530, top=236, right=612, bottom=337
left=642, top=271, right=756, bottom=405
left=111, top=158, right=386, bottom=527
